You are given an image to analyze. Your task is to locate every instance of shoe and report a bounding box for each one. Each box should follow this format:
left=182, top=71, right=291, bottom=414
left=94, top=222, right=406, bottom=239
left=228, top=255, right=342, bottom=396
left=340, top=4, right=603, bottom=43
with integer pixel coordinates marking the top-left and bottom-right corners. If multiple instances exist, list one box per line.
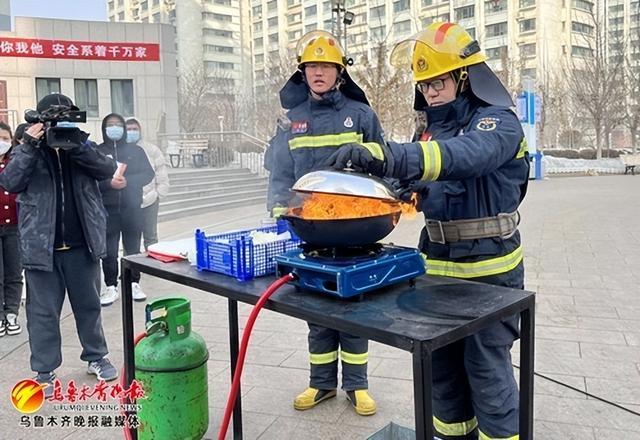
left=100, top=285, right=119, bottom=306
left=0, top=319, right=5, bottom=337
left=293, top=387, right=337, bottom=410
left=346, top=389, right=377, bottom=416
left=6, top=313, right=22, bottom=335
left=87, top=357, right=119, bottom=382
left=35, top=372, right=56, bottom=399
left=131, top=283, right=147, bottom=302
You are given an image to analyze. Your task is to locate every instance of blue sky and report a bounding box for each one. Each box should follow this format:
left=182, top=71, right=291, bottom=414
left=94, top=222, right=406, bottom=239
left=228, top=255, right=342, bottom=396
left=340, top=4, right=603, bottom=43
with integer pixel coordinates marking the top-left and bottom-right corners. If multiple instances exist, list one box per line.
left=10, top=0, right=107, bottom=21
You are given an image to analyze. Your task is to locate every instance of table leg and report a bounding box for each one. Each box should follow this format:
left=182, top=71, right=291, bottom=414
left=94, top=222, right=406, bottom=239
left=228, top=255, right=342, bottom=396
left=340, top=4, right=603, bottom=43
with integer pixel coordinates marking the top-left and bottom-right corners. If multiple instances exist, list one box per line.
left=228, top=299, right=243, bottom=439
left=413, top=342, right=433, bottom=440
left=121, top=261, right=137, bottom=440
left=519, top=303, right=535, bottom=440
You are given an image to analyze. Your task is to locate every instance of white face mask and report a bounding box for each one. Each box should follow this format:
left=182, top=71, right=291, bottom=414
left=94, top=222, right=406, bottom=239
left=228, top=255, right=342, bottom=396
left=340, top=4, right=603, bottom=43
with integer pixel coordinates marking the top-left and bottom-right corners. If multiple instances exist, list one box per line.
left=0, top=141, right=11, bottom=155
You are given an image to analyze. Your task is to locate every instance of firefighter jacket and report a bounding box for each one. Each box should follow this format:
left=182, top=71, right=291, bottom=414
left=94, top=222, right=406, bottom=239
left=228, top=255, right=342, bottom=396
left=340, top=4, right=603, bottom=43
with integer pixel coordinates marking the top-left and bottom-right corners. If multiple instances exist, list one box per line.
left=387, top=92, right=529, bottom=279
left=266, top=88, right=385, bottom=210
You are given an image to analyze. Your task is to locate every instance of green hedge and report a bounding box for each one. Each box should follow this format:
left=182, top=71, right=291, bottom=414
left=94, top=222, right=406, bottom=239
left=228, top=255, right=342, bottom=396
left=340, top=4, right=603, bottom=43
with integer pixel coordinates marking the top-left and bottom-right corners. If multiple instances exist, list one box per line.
left=541, top=149, right=622, bottom=159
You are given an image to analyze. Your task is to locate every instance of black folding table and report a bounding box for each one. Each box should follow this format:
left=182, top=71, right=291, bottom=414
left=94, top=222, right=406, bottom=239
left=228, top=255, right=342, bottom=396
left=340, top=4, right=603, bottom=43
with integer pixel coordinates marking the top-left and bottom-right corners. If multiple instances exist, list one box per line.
left=121, top=255, right=535, bottom=440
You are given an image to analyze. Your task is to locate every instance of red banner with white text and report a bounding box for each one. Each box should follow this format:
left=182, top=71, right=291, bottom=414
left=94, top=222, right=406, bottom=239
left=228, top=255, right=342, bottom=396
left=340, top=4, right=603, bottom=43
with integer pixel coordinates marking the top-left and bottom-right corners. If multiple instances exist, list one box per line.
left=0, top=37, right=160, bottom=61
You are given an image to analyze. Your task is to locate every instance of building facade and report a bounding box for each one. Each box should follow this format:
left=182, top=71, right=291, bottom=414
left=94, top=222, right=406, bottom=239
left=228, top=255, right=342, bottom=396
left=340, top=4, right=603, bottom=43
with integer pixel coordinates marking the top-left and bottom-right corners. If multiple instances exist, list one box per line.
left=0, top=16, right=179, bottom=143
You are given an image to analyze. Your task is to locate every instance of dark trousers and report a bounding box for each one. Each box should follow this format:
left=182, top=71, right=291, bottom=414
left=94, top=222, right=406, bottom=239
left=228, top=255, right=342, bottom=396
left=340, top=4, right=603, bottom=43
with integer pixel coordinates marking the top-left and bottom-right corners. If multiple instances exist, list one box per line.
left=308, top=323, right=368, bottom=391
left=0, top=225, right=23, bottom=320
left=25, top=246, right=108, bottom=373
left=431, top=263, right=523, bottom=440
left=102, top=206, right=142, bottom=287
left=141, top=199, right=160, bottom=250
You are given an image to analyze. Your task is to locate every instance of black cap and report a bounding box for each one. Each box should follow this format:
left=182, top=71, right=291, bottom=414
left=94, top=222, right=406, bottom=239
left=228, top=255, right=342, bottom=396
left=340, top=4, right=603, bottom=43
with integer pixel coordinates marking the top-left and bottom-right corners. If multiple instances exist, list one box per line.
left=36, top=93, right=79, bottom=113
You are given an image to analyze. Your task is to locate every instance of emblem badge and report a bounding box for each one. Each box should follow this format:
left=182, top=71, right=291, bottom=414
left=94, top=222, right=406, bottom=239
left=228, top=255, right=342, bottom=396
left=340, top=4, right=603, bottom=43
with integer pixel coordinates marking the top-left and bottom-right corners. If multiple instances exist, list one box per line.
left=343, top=117, right=354, bottom=128
left=416, top=56, right=428, bottom=72
left=476, top=117, right=501, bottom=132
left=291, top=121, right=309, bottom=134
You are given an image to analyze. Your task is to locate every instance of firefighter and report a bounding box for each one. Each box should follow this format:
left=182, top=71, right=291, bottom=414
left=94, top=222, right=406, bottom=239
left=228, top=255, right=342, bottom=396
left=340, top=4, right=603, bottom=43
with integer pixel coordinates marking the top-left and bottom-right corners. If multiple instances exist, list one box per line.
left=265, top=30, right=384, bottom=416
left=326, top=22, right=529, bottom=439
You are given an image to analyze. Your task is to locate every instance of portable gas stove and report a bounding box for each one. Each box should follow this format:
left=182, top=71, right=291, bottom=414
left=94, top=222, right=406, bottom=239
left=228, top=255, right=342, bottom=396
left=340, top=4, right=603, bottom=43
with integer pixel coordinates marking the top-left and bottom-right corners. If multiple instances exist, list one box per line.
left=275, top=243, right=426, bottom=299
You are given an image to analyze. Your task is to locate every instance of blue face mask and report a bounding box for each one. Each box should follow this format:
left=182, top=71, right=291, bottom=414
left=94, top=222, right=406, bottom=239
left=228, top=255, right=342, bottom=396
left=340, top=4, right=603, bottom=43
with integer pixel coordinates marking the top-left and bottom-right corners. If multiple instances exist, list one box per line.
left=106, top=125, right=124, bottom=141
left=57, top=121, right=76, bottom=128
left=126, top=129, right=141, bottom=143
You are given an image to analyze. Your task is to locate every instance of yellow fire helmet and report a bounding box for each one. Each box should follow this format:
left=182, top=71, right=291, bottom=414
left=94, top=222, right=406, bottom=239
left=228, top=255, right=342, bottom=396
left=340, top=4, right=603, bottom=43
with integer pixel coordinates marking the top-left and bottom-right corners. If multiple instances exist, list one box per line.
left=296, top=30, right=347, bottom=68
left=390, top=22, right=486, bottom=83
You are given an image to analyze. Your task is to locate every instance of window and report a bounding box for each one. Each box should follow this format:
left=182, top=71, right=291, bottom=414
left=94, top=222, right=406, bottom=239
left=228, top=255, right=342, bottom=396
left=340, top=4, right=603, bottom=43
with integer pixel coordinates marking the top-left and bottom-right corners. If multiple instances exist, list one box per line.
left=520, top=18, right=535, bottom=33
left=141, top=1, right=148, bottom=11
left=118, top=11, right=124, bottom=20
left=35, top=78, right=60, bottom=103
left=422, top=0, right=433, bottom=6
left=108, top=1, right=114, bottom=10
left=267, top=1, right=277, bottom=12
left=485, top=0, right=507, bottom=14
left=393, top=0, right=410, bottom=13
left=305, top=5, right=317, bottom=16
left=305, top=23, right=317, bottom=33
left=438, top=13, right=450, bottom=21
left=268, top=17, right=278, bottom=27
left=152, top=0, right=159, bottom=5
left=287, top=0, right=296, bottom=6
left=74, top=79, right=99, bottom=118
left=254, top=21, right=262, bottom=32
left=252, top=5, right=262, bottom=16
left=288, top=30, right=302, bottom=40
left=205, top=28, right=233, bottom=38
left=371, top=25, right=386, bottom=40
left=571, top=45, right=593, bottom=57
left=255, top=37, right=263, bottom=47
left=268, top=33, right=278, bottom=43
left=152, top=12, right=160, bottom=22
left=422, top=16, right=434, bottom=27
left=370, top=6, right=385, bottom=19
left=521, top=68, right=536, bottom=79
left=204, top=45, right=234, bottom=54
left=203, top=13, right=232, bottom=22
left=394, top=20, right=412, bottom=33
left=255, top=54, right=264, bottom=63
left=206, top=61, right=235, bottom=71
left=485, top=46, right=507, bottom=59
left=520, top=43, right=536, bottom=57
left=609, top=4, right=624, bottom=13
left=455, top=5, right=475, bottom=20
left=572, top=21, right=593, bottom=35
left=572, top=0, right=593, bottom=12
left=110, top=80, right=134, bottom=117
left=485, top=22, right=507, bottom=37
left=287, top=13, right=301, bottom=24
left=467, top=27, right=476, bottom=39
left=609, top=16, right=624, bottom=27
left=519, top=0, right=535, bottom=7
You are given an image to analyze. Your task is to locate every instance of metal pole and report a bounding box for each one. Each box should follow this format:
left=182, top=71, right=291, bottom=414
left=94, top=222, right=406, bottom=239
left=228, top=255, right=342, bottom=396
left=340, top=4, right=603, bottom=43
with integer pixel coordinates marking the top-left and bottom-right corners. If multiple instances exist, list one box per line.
left=228, top=299, right=243, bottom=439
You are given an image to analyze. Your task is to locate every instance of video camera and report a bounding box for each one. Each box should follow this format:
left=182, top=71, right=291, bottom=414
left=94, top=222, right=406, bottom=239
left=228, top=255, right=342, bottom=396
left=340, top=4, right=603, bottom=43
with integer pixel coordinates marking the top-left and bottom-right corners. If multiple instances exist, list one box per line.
left=24, top=105, right=88, bottom=150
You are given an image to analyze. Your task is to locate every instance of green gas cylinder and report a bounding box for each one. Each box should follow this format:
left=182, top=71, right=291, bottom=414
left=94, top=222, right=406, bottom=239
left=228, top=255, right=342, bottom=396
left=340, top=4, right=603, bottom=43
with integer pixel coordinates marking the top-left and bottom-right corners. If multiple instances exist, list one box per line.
left=135, top=297, right=209, bottom=440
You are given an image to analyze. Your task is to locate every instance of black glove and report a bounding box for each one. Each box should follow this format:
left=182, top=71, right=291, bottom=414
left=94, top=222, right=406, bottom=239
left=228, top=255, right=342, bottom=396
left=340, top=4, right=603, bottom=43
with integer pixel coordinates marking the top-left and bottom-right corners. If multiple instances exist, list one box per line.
left=324, top=142, right=386, bottom=177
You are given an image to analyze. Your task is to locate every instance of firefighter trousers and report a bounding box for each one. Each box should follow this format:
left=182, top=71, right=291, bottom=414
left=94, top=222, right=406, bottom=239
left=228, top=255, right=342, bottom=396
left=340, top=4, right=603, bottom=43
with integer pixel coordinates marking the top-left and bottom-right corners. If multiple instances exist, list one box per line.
left=432, top=263, right=523, bottom=440
left=307, top=323, right=368, bottom=391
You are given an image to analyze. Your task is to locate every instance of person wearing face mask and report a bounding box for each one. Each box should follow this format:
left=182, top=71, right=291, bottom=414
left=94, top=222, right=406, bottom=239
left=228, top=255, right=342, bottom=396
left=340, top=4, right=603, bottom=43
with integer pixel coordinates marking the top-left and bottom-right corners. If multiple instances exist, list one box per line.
left=125, top=118, right=169, bottom=250
left=0, top=94, right=120, bottom=395
left=96, top=114, right=154, bottom=306
left=0, top=121, right=23, bottom=338
left=266, top=30, right=385, bottom=416
left=327, top=23, right=529, bottom=440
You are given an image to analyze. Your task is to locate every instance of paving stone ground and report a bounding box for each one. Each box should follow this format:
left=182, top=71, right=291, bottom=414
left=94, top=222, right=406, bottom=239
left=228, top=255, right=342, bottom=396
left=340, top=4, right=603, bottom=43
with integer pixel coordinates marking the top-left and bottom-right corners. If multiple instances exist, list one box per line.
left=1, top=174, right=639, bottom=439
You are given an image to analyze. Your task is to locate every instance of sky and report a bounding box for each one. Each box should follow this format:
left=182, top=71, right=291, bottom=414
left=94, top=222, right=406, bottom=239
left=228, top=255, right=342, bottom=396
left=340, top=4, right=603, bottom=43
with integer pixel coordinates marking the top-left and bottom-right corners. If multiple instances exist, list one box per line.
left=10, top=0, right=107, bottom=22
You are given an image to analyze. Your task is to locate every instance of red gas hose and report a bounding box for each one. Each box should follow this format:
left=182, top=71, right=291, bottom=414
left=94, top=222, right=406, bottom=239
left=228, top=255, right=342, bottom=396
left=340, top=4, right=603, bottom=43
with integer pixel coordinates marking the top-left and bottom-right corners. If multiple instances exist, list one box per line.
left=123, top=331, right=148, bottom=440
left=217, top=273, right=295, bottom=440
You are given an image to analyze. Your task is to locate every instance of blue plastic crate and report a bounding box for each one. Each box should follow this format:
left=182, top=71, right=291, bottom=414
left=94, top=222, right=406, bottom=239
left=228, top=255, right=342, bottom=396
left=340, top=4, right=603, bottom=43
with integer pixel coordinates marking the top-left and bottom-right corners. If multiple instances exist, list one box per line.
left=195, top=221, right=301, bottom=281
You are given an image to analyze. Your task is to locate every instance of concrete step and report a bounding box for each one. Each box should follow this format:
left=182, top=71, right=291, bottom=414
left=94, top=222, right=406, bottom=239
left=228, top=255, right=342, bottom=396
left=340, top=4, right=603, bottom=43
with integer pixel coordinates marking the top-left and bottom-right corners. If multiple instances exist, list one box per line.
left=158, top=196, right=267, bottom=222
left=169, top=173, right=262, bottom=186
left=163, top=182, right=267, bottom=203
left=168, top=176, right=268, bottom=194
left=168, top=167, right=253, bottom=183
left=160, top=188, right=267, bottom=211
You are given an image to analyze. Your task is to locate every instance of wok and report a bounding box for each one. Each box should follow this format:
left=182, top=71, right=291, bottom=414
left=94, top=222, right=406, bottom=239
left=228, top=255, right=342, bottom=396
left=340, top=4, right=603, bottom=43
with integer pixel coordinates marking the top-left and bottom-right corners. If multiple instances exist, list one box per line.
left=281, top=207, right=401, bottom=247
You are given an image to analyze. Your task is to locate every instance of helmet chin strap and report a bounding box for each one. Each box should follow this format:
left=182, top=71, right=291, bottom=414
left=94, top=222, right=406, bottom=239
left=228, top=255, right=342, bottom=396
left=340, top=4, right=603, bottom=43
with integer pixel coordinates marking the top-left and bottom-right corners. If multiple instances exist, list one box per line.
left=454, top=67, right=469, bottom=97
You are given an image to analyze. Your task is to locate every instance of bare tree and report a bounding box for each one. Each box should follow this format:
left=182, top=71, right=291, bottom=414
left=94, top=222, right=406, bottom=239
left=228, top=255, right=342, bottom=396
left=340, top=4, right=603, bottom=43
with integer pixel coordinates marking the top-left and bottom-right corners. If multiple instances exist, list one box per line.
left=621, top=22, right=640, bottom=153
left=563, top=8, right=625, bottom=158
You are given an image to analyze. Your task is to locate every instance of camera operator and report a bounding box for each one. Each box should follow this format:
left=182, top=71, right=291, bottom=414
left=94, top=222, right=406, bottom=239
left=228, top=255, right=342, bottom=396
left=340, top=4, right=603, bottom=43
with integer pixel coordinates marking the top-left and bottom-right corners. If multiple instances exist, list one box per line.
left=0, top=94, right=119, bottom=396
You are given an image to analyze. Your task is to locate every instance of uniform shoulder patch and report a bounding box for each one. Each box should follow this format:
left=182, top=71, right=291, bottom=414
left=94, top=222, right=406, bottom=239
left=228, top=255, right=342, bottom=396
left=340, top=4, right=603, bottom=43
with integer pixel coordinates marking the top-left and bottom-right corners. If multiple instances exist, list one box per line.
left=476, top=117, right=501, bottom=132
left=291, top=120, right=309, bottom=134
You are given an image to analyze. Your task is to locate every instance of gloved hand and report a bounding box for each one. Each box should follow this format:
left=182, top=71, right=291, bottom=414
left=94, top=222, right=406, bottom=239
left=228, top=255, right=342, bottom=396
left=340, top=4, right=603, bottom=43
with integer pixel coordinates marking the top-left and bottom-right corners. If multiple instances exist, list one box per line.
left=324, top=142, right=387, bottom=177
left=271, top=205, right=288, bottom=218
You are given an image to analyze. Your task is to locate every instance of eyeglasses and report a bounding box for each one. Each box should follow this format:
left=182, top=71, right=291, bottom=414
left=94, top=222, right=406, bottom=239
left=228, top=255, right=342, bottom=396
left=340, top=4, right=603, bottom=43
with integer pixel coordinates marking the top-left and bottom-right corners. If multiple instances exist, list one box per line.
left=416, top=77, right=449, bottom=93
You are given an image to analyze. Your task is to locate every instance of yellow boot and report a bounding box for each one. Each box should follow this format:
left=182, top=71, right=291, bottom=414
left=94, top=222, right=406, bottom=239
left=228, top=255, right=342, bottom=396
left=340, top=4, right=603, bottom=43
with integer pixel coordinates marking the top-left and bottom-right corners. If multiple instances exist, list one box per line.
left=293, top=387, right=337, bottom=410
left=346, top=389, right=377, bottom=416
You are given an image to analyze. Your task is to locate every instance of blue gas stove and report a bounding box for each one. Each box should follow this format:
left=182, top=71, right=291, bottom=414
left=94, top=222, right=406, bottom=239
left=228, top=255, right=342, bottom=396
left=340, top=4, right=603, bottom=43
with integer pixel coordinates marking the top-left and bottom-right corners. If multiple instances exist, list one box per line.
left=275, top=243, right=426, bottom=299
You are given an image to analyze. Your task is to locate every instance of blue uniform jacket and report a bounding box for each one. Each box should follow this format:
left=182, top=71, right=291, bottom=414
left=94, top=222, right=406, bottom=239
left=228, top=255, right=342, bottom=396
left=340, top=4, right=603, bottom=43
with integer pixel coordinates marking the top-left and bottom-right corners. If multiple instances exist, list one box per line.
left=387, top=94, right=529, bottom=278
left=266, top=89, right=384, bottom=210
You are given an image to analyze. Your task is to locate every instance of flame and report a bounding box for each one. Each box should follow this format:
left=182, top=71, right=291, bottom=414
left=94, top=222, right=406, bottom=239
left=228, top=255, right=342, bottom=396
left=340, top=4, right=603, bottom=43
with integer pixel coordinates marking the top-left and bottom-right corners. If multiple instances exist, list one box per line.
left=290, top=192, right=417, bottom=220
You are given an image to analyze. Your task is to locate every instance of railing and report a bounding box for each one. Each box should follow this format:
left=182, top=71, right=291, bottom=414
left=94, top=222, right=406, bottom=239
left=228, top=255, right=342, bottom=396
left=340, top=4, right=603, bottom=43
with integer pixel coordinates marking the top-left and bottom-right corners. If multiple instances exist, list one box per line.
left=157, top=131, right=269, bottom=176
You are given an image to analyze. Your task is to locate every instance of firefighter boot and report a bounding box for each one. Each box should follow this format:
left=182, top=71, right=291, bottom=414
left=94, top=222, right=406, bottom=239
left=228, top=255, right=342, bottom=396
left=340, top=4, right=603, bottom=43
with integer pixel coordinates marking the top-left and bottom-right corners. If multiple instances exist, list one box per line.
left=346, top=389, right=377, bottom=416
left=293, top=387, right=337, bottom=410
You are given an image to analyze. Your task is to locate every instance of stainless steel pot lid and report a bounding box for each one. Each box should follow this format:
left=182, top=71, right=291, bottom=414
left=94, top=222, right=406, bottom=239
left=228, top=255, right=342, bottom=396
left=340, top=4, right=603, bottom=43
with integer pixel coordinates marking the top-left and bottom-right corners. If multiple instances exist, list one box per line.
left=291, top=170, right=398, bottom=201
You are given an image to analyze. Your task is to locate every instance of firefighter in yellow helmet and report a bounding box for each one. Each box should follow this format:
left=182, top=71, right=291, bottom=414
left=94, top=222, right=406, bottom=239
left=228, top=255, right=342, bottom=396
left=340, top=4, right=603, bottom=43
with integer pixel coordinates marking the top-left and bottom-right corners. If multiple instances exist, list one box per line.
left=326, top=22, right=529, bottom=439
left=265, top=30, right=384, bottom=416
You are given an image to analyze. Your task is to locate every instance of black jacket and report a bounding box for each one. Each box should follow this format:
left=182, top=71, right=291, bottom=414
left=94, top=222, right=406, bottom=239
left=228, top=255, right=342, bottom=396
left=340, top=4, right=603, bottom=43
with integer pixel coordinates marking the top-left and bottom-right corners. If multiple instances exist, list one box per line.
left=97, top=113, right=154, bottom=209
left=0, top=140, right=117, bottom=271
